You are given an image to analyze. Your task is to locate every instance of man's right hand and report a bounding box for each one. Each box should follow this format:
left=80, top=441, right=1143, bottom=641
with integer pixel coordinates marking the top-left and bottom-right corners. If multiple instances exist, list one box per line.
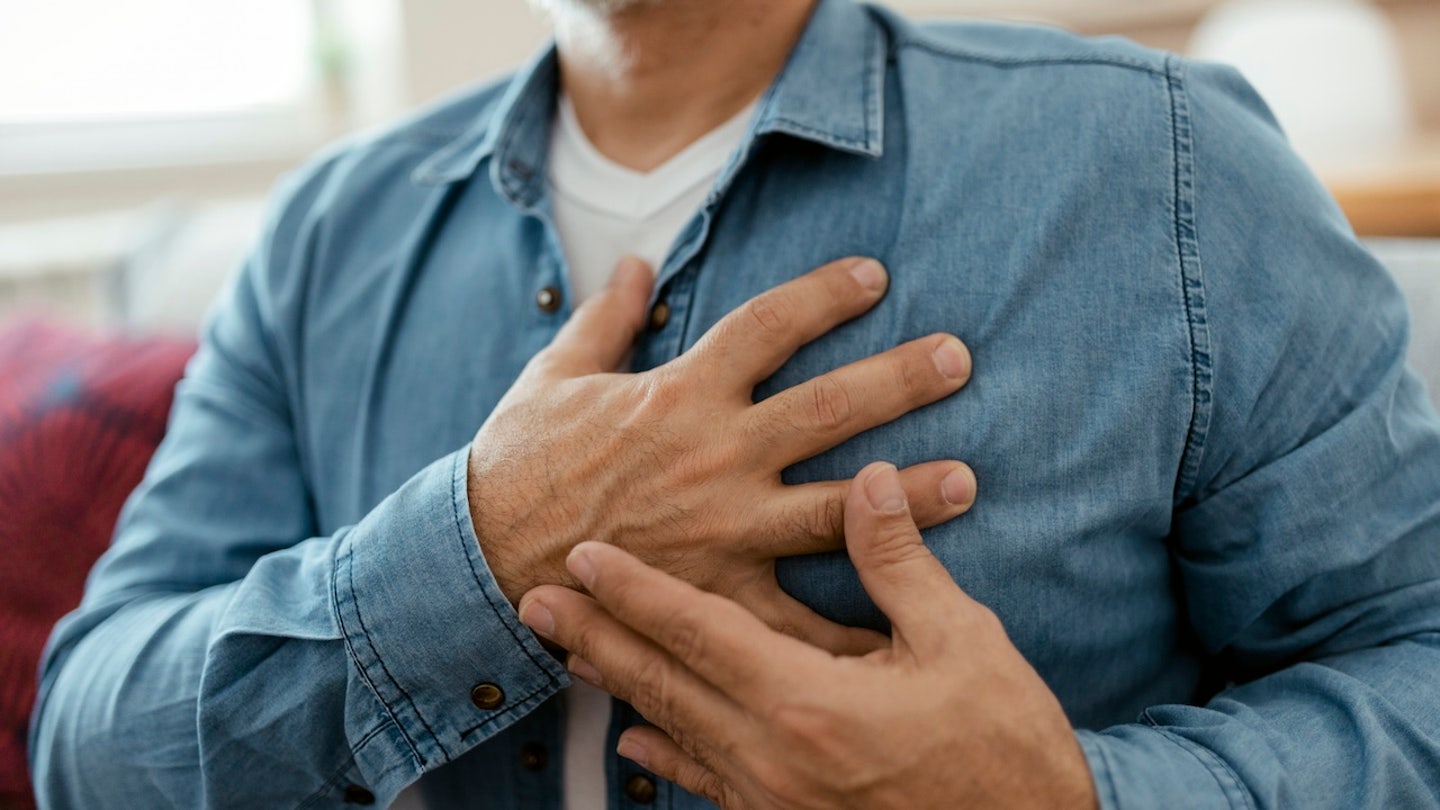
left=467, top=255, right=975, bottom=654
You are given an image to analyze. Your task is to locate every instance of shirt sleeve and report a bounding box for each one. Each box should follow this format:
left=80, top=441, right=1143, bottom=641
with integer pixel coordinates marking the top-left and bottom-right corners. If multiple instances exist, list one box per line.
left=28, top=153, right=569, bottom=810
left=1077, top=57, right=1440, bottom=810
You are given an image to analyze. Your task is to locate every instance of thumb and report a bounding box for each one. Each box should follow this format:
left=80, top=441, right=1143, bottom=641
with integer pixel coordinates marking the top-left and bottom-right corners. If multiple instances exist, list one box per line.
left=540, top=256, right=655, bottom=376
left=845, top=461, right=968, bottom=659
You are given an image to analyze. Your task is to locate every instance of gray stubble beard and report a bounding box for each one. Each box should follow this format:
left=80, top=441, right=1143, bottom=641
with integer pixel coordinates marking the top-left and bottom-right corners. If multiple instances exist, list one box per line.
left=527, top=0, right=660, bottom=15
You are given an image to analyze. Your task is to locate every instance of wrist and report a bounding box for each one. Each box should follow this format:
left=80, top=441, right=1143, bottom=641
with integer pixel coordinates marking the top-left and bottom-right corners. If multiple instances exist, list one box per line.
left=465, top=445, right=543, bottom=604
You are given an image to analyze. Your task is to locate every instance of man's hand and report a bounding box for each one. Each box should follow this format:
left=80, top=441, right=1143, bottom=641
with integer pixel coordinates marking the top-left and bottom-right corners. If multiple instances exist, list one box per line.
left=469, top=256, right=975, bottom=653
left=516, top=462, right=1099, bottom=810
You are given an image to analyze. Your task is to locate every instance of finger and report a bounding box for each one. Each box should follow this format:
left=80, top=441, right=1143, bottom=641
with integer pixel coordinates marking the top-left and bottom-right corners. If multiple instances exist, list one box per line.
left=563, top=541, right=828, bottom=699
left=534, top=256, right=654, bottom=377
left=745, top=581, right=888, bottom=656
left=752, top=461, right=977, bottom=557
left=751, top=333, right=971, bottom=466
left=619, top=726, right=740, bottom=809
left=518, top=585, right=745, bottom=746
left=845, top=462, right=975, bottom=659
left=684, top=257, right=888, bottom=390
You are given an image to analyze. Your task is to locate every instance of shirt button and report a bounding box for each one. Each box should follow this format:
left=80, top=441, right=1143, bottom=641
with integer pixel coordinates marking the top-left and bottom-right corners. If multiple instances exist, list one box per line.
left=536, top=285, right=562, bottom=313
left=648, top=300, right=670, bottom=331
left=520, top=741, right=549, bottom=772
left=342, top=785, right=376, bottom=805
left=470, top=682, right=505, bottom=710
left=624, top=774, right=657, bottom=805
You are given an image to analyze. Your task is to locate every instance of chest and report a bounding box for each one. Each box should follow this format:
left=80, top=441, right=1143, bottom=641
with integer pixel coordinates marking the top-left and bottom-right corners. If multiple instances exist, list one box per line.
left=297, top=139, right=1199, bottom=725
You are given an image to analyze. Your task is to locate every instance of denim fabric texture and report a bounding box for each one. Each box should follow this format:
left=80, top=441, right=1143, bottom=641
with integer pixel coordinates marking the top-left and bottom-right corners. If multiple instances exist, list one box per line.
left=30, top=1, right=1440, bottom=808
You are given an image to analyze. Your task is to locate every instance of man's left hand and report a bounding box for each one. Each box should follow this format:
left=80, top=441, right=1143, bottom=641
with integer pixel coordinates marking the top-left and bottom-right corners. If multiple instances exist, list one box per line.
left=518, top=462, right=1099, bottom=810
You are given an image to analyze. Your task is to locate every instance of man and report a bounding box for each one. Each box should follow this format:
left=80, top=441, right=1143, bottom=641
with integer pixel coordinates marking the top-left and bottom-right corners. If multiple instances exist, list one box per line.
left=30, top=0, right=1440, bottom=807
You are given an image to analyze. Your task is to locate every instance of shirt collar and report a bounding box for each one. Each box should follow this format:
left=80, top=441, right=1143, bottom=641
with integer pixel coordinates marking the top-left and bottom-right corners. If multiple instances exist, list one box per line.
left=411, top=0, right=887, bottom=194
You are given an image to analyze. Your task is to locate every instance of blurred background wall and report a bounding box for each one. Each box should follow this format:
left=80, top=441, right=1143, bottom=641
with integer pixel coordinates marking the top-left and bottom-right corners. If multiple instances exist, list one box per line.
left=1, top=0, right=1438, bottom=335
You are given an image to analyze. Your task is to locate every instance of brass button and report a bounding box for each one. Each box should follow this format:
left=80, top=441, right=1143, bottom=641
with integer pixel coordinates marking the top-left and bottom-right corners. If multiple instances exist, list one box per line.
left=520, top=741, right=549, bottom=772
left=648, top=300, right=670, bottom=331
left=342, top=785, right=376, bottom=805
left=470, top=682, right=505, bottom=710
left=624, top=774, right=657, bottom=804
left=536, top=285, right=562, bottom=313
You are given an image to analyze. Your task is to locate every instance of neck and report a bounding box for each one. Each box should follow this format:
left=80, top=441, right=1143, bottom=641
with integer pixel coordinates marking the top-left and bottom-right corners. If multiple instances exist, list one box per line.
left=546, top=0, right=817, bottom=171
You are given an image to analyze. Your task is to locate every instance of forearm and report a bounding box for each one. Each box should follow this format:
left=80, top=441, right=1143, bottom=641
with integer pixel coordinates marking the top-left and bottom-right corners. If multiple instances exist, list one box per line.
left=30, top=448, right=568, bottom=810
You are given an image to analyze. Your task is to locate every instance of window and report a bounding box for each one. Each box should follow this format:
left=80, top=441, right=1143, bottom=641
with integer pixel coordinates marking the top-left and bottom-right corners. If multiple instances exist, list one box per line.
left=0, top=0, right=328, bottom=174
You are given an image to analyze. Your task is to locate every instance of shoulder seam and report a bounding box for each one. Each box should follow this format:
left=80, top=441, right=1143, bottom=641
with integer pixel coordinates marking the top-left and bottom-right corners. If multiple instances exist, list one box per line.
left=1165, top=54, right=1214, bottom=503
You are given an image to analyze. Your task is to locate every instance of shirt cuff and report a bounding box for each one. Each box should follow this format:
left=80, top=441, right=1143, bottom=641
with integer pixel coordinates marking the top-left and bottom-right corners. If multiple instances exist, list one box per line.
left=1077, top=724, right=1252, bottom=810
left=333, top=445, right=569, bottom=776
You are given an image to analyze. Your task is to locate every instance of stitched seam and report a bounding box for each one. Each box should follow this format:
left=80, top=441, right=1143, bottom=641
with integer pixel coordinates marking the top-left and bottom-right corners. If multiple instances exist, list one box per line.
left=332, top=543, right=422, bottom=769
left=764, top=117, right=870, bottom=149
left=347, top=535, right=450, bottom=761
left=669, top=269, right=701, bottom=362
left=893, top=36, right=1167, bottom=78
left=1165, top=54, right=1214, bottom=502
left=863, top=18, right=882, bottom=148
left=337, top=536, right=446, bottom=765
left=457, top=681, right=553, bottom=739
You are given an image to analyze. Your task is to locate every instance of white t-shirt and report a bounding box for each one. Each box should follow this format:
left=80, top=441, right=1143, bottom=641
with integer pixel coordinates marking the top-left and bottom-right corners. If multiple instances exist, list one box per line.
left=549, top=95, right=757, bottom=810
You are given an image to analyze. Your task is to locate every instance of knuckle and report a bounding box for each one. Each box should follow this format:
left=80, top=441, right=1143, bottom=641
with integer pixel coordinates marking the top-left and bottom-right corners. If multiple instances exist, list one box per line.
left=770, top=698, right=840, bottom=744
left=807, top=375, right=853, bottom=430
left=664, top=604, right=709, bottom=664
left=743, top=293, right=789, bottom=341
left=809, top=489, right=845, bottom=542
left=868, top=524, right=930, bottom=568
left=527, top=346, right=565, bottom=377
left=561, top=616, right=601, bottom=664
left=633, top=374, right=684, bottom=420
left=692, top=769, right=730, bottom=807
left=630, top=657, right=677, bottom=719
left=970, top=602, right=1006, bottom=637
left=895, top=345, right=936, bottom=395
left=741, top=737, right=812, bottom=804
left=605, top=566, right=647, bottom=610
left=766, top=614, right=805, bottom=642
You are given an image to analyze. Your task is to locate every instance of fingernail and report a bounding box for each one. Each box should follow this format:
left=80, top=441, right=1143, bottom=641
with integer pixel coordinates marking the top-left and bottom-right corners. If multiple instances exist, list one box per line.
left=941, top=466, right=975, bottom=507
left=932, top=337, right=970, bottom=380
left=617, top=735, right=649, bottom=768
left=569, top=656, right=603, bottom=687
left=567, top=545, right=598, bottom=589
left=849, top=259, right=887, bottom=292
left=864, top=463, right=908, bottom=514
left=519, top=599, right=555, bottom=637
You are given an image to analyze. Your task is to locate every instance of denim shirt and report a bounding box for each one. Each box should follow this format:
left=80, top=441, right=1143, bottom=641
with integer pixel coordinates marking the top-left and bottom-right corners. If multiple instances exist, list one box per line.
left=31, top=1, right=1440, bottom=808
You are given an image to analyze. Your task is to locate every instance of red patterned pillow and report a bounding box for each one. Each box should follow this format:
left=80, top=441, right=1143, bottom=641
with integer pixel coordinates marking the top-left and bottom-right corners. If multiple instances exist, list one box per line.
left=0, top=320, right=194, bottom=810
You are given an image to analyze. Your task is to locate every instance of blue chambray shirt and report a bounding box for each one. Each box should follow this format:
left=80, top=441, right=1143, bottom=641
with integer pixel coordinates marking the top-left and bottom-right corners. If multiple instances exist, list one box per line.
left=31, top=1, right=1440, bottom=808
